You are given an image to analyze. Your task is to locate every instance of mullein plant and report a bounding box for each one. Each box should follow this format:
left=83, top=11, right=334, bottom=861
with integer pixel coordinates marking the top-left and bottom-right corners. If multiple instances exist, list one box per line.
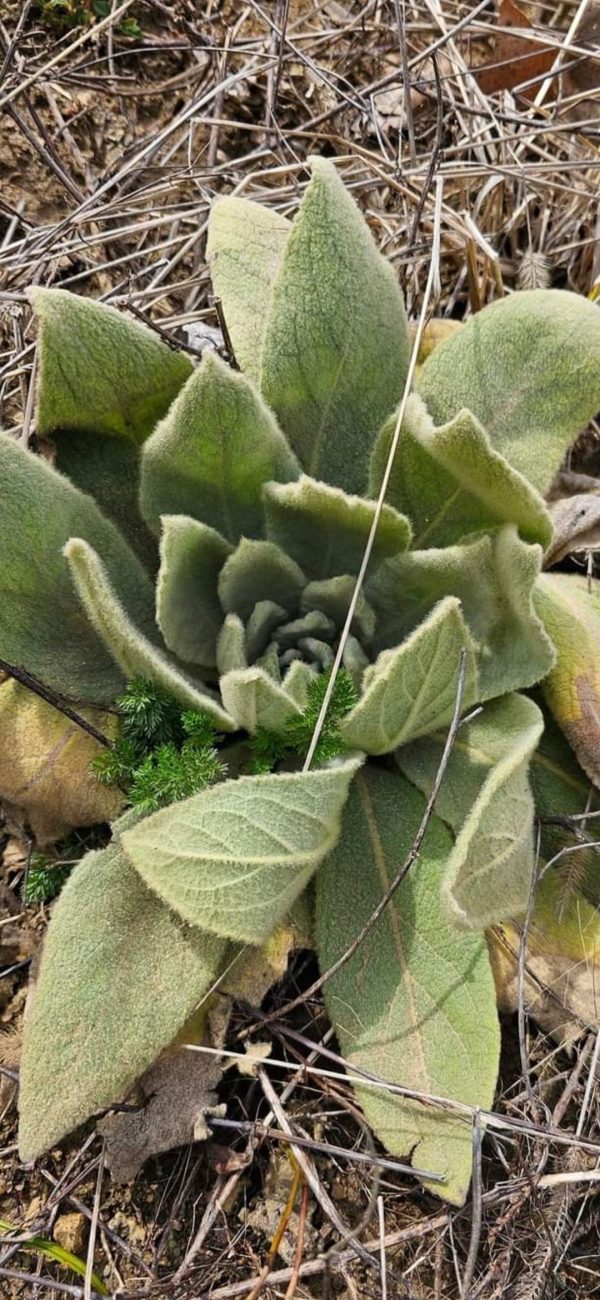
left=3, top=158, right=600, bottom=1204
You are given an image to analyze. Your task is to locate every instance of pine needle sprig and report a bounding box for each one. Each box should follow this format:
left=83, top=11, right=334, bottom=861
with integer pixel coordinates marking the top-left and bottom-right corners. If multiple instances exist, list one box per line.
left=91, top=679, right=224, bottom=813
left=249, top=668, right=358, bottom=774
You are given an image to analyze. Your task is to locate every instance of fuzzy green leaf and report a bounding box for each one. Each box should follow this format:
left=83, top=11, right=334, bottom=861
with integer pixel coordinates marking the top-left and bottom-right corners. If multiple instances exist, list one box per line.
left=18, top=816, right=227, bottom=1161
left=216, top=613, right=248, bottom=675
left=64, top=538, right=236, bottom=729
left=156, top=515, right=232, bottom=667
left=32, top=286, right=192, bottom=444
left=370, top=397, right=553, bottom=549
left=207, top=198, right=291, bottom=382
left=52, top=434, right=157, bottom=570
left=260, top=157, right=410, bottom=494
left=218, top=538, right=305, bottom=622
left=341, top=598, right=479, bottom=754
left=220, top=667, right=302, bottom=733
left=368, top=525, right=554, bottom=700
left=0, top=432, right=156, bottom=703
left=316, top=767, right=500, bottom=1205
left=416, top=289, right=600, bottom=496
left=263, top=474, right=411, bottom=579
left=122, top=758, right=362, bottom=944
left=140, top=353, right=299, bottom=542
left=396, top=694, right=544, bottom=928
left=535, top=572, right=600, bottom=787
left=301, top=577, right=376, bottom=644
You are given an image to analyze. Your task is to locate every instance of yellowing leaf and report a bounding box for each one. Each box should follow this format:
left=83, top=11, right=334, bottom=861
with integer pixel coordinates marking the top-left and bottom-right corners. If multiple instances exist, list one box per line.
left=535, top=572, right=600, bottom=786
left=316, top=768, right=500, bottom=1205
left=0, top=679, right=123, bottom=846
left=488, top=871, right=600, bottom=1043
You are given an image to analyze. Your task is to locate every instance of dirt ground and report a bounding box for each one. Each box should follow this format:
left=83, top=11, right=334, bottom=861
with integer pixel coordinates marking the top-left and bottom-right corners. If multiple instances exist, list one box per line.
left=1, top=1, right=600, bottom=1297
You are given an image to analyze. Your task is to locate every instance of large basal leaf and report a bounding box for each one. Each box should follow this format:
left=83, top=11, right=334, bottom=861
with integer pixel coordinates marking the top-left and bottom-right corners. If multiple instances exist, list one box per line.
left=0, top=432, right=156, bottom=704
left=18, top=814, right=228, bottom=1161
left=121, top=758, right=362, bottom=945
left=260, top=157, right=410, bottom=495
left=0, top=678, right=123, bottom=846
left=207, top=198, right=291, bottom=382
left=416, top=288, right=600, bottom=495
left=341, top=597, right=479, bottom=754
left=396, top=694, right=544, bottom=928
left=368, top=524, right=554, bottom=700
left=370, top=397, right=552, bottom=549
left=156, top=515, right=232, bottom=668
left=32, top=286, right=191, bottom=565
left=31, top=287, right=193, bottom=444
left=64, top=538, right=235, bottom=729
left=140, top=353, right=299, bottom=542
left=263, top=474, right=411, bottom=580
left=535, top=572, right=600, bottom=787
left=316, top=767, right=500, bottom=1205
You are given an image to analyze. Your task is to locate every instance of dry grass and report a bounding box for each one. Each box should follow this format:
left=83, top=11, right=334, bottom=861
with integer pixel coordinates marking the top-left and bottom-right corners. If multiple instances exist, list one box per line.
left=1, top=1, right=600, bottom=1296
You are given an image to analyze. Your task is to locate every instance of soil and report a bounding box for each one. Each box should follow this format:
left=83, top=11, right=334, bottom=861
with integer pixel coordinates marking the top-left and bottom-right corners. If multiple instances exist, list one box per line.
left=2, top=1, right=600, bottom=1296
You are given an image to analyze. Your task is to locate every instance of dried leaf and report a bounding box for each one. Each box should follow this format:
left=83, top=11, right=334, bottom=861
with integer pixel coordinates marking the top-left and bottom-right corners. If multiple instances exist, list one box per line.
left=0, top=679, right=123, bottom=846
left=545, top=490, right=600, bottom=566
left=475, top=0, right=555, bottom=98
left=99, top=1046, right=225, bottom=1181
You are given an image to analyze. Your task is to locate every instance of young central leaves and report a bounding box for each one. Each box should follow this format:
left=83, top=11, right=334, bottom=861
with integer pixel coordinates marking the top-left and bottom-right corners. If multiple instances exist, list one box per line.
left=6, top=155, right=600, bottom=1203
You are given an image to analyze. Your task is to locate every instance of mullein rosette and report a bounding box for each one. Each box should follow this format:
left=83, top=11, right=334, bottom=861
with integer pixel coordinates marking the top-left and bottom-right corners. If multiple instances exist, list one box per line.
left=3, top=157, right=600, bottom=1204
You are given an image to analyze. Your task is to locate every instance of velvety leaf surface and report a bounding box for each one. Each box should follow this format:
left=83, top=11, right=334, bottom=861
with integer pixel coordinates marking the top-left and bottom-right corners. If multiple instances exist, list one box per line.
left=260, top=157, right=410, bottom=494
left=301, top=577, right=376, bottom=643
left=19, top=815, right=228, bottom=1161
left=0, top=432, right=157, bottom=703
left=53, top=434, right=157, bottom=570
left=341, top=598, right=479, bottom=754
left=156, top=516, right=232, bottom=667
left=416, top=289, right=600, bottom=495
left=370, top=397, right=552, bottom=548
left=368, top=525, right=554, bottom=699
left=535, top=573, right=600, bottom=787
left=32, top=286, right=192, bottom=443
left=218, top=539, right=305, bottom=622
left=220, top=667, right=302, bottom=733
left=396, top=695, right=544, bottom=928
left=263, top=474, right=411, bottom=579
left=122, top=758, right=361, bottom=944
left=65, top=539, right=235, bottom=728
left=206, top=198, right=291, bottom=382
left=316, top=767, right=500, bottom=1204
left=140, top=353, right=299, bottom=542
left=0, top=679, right=123, bottom=846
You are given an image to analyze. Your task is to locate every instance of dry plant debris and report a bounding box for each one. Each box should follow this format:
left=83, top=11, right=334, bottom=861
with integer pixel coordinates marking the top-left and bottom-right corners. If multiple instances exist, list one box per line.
left=1, top=1, right=600, bottom=1297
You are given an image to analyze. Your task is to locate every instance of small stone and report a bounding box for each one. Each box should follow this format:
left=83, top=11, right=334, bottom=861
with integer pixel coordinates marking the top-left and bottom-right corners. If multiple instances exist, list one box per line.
left=54, top=1212, right=86, bottom=1256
